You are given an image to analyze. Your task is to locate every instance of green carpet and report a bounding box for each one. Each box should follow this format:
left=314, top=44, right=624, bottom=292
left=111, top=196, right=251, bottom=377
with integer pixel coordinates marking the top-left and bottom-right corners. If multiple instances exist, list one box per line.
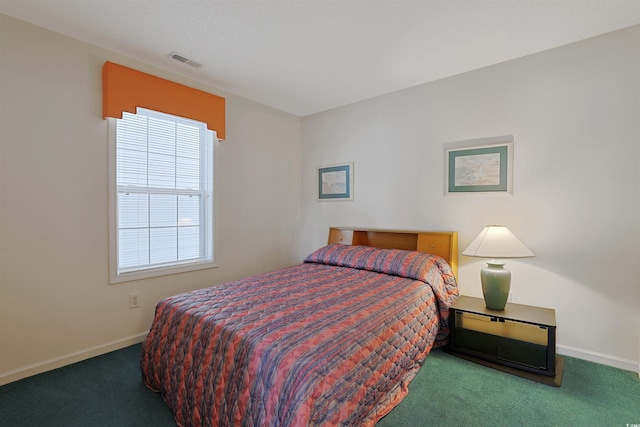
left=377, top=349, right=640, bottom=427
left=1, top=345, right=638, bottom=426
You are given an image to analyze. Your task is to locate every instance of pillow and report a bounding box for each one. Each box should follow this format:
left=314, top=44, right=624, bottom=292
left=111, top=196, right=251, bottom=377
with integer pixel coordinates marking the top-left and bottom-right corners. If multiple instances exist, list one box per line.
left=304, top=244, right=441, bottom=283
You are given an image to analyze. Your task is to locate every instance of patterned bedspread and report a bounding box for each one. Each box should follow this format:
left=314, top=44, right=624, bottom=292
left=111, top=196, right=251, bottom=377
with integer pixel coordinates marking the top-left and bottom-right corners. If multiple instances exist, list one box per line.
left=141, top=244, right=458, bottom=427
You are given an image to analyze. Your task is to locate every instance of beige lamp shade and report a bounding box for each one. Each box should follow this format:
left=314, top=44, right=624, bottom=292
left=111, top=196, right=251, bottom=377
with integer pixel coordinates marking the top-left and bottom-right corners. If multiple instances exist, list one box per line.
left=462, top=225, right=534, bottom=259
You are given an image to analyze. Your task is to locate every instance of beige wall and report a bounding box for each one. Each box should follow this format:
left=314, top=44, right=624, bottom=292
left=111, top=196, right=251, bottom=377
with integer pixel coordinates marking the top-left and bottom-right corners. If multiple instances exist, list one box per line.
left=0, top=15, right=302, bottom=384
left=300, top=26, right=640, bottom=371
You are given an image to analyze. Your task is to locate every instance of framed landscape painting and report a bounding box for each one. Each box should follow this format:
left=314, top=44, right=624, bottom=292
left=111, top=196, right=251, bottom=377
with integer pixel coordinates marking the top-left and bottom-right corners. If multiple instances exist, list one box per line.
left=317, top=162, right=353, bottom=201
left=444, top=136, right=513, bottom=195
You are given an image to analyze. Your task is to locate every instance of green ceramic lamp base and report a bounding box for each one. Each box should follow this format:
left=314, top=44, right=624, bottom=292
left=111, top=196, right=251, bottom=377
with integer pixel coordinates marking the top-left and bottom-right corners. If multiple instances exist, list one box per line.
left=481, top=261, right=511, bottom=310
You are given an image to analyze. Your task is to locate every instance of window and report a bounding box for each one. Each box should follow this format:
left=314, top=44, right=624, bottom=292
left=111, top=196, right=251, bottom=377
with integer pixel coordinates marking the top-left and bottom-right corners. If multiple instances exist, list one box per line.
left=109, top=108, right=215, bottom=283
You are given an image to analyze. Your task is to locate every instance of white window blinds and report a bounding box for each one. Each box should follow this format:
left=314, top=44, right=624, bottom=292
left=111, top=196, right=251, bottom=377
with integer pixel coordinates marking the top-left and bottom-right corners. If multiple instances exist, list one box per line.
left=111, top=108, right=214, bottom=282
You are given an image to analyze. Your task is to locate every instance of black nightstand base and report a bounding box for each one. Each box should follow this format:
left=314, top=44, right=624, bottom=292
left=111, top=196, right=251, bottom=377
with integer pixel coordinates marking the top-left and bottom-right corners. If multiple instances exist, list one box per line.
left=444, top=348, right=564, bottom=387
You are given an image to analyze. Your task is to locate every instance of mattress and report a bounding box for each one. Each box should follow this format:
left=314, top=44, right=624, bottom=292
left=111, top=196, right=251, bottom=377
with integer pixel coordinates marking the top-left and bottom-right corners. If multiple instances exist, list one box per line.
left=141, top=244, right=458, bottom=426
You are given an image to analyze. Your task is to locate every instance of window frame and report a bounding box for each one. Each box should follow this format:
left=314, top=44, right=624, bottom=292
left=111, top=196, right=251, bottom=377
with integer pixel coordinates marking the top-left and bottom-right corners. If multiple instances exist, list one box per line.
left=108, top=109, right=217, bottom=284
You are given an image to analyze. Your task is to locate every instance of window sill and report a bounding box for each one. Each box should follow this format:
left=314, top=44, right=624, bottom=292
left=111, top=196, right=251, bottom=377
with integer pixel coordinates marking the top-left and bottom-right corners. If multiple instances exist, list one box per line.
left=110, top=261, right=218, bottom=284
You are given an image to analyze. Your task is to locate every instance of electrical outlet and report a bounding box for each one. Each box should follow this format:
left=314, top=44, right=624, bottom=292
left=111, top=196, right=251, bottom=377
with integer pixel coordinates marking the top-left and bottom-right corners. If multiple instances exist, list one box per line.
left=129, top=292, right=140, bottom=309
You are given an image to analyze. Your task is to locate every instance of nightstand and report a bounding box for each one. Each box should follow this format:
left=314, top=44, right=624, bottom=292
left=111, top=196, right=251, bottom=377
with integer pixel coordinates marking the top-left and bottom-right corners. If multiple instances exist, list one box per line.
left=446, top=295, right=564, bottom=386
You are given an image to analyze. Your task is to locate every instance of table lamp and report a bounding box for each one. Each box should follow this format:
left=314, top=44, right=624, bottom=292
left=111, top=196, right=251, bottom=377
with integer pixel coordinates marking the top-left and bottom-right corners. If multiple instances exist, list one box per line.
left=462, top=225, right=534, bottom=310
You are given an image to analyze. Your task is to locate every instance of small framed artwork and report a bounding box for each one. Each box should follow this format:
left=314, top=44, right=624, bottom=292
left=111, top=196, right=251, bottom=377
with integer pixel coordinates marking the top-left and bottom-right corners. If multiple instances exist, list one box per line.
left=444, top=135, right=513, bottom=195
left=317, top=162, right=353, bottom=201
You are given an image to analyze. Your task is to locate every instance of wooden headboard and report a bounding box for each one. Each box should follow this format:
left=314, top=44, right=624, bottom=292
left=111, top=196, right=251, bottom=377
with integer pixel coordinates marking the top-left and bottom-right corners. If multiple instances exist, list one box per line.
left=328, top=227, right=458, bottom=279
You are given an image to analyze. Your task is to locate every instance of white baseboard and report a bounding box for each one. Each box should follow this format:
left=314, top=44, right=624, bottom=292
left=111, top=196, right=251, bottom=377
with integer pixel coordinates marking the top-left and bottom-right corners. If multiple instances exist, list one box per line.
left=558, top=344, right=639, bottom=376
left=2, top=335, right=637, bottom=386
left=0, top=332, right=148, bottom=386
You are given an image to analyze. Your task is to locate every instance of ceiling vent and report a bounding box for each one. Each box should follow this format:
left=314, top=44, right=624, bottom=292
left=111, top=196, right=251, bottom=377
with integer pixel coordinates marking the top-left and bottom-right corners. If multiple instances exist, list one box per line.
left=168, top=51, right=203, bottom=69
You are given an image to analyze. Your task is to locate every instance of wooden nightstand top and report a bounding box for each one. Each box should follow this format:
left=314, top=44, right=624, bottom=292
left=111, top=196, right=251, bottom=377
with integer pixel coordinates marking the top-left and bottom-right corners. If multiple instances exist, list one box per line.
left=451, top=295, right=556, bottom=327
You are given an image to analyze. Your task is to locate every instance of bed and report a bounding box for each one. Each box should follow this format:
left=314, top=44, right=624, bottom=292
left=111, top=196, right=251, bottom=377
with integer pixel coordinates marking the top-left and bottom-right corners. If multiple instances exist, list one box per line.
left=141, top=227, right=459, bottom=426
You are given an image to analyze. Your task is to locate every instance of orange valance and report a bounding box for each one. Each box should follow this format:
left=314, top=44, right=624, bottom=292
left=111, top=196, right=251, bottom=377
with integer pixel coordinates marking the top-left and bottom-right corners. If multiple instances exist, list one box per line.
left=102, top=61, right=225, bottom=139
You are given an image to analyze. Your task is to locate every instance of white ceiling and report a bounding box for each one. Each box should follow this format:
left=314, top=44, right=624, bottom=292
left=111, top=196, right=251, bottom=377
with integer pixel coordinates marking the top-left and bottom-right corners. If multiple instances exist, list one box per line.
left=2, top=0, right=640, bottom=117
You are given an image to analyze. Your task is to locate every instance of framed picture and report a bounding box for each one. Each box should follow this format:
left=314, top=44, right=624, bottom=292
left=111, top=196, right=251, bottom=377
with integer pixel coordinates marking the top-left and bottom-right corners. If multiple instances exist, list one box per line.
left=444, top=136, right=513, bottom=194
left=317, top=162, right=353, bottom=201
